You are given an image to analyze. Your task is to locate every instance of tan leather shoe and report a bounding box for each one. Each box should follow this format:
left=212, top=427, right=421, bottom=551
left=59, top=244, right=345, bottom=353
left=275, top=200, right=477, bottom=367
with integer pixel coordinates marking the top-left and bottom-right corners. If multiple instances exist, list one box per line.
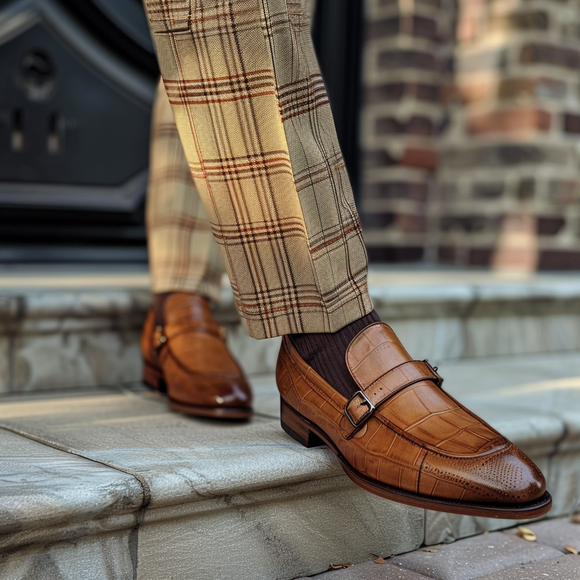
left=141, top=293, right=252, bottom=419
left=277, top=322, right=551, bottom=518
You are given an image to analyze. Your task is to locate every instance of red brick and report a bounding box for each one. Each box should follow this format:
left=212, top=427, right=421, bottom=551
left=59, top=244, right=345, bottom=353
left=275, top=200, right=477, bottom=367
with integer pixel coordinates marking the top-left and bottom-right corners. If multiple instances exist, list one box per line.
left=440, top=215, right=493, bottom=233
left=367, top=246, right=424, bottom=263
left=400, top=148, right=438, bottom=170
left=499, top=77, right=567, bottom=100
left=564, top=113, right=580, bottom=133
left=438, top=246, right=456, bottom=263
left=367, top=16, right=438, bottom=40
left=364, top=182, right=429, bottom=202
left=520, top=43, right=580, bottom=69
left=363, top=213, right=395, bottom=229
left=378, top=50, right=437, bottom=71
left=538, top=250, right=580, bottom=270
left=375, top=116, right=435, bottom=136
left=364, top=150, right=398, bottom=168
left=365, top=83, right=441, bottom=104
left=472, top=182, right=504, bottom=198
left=468, top=248, right=494, bottom=266
left=537, top=217, right=565, bottom=235
left=396, top=214, right=427, bottom=233
left=468, top=108, right=551, bottom=135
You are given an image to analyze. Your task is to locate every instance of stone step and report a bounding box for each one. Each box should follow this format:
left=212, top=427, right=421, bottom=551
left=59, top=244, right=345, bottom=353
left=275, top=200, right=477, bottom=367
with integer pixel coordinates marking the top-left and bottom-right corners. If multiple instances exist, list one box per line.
left=1, top=350, right=580, bottom=579
left=3, top=264, right=580, bottom=392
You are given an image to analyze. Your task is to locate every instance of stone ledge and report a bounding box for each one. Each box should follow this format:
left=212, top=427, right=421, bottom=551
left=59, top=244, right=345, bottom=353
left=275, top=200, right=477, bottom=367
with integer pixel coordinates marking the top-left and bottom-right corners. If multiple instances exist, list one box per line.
left=3, top=351, right=580, bottom=578
left=3, top=267, right=580, bottom=392
left=0, top=385, right=423, bottom=580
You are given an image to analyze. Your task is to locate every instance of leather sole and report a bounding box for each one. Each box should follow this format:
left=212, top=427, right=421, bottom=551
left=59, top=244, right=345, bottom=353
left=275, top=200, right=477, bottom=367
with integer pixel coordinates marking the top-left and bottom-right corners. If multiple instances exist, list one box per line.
left=169, top=397, right=253, bottom=420
left=280, top=398, right=552, bottom=519
left=143, top=360, right=252, bottom=420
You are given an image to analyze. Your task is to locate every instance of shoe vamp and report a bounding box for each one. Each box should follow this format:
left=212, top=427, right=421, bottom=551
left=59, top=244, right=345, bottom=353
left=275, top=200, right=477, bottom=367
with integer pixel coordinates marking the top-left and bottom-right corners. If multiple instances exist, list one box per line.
left=376, top=381, right=502, bottom=455
left=169, top=333, right=242, bottom=376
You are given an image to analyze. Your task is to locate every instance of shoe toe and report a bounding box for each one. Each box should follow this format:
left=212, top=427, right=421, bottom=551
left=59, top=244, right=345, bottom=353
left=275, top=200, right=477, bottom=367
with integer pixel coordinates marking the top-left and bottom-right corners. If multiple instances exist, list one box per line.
left=422, top=443, right=546, bottom=504
left=211, top=376, right=253, bottom=407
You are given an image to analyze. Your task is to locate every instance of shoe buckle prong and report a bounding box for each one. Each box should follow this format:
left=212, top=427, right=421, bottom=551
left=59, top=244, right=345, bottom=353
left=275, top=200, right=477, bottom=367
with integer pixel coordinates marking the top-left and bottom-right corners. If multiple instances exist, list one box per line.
left=423, top=359, right=444, bottom=387
left=345, top=390, right=376, bottom=429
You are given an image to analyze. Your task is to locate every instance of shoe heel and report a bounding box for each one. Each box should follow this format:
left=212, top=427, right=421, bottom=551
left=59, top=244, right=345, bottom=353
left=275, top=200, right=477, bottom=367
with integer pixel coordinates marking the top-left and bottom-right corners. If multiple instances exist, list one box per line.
left=280, top=400, right=324, bottom=448
left=143, top=362, right=167, bottom=393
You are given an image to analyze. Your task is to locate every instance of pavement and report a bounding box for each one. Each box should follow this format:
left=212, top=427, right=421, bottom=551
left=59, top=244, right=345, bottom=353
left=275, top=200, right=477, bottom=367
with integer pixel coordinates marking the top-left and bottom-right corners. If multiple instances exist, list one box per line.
left=302, top=517, right=580, bottom=580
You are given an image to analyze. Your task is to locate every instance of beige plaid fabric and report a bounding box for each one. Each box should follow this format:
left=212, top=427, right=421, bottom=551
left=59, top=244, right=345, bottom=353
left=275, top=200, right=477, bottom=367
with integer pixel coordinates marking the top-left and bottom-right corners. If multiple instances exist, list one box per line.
left=148, top=79, right=224, bottom=303
left=144, top=0, right=372, bottom=339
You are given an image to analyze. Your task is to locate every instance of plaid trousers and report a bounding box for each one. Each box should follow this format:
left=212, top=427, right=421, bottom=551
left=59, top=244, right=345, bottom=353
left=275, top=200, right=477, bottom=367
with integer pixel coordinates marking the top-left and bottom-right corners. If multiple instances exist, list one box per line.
left=144, top=0, right=372, bottom=339
left=148, top=79, right=225, bottom=304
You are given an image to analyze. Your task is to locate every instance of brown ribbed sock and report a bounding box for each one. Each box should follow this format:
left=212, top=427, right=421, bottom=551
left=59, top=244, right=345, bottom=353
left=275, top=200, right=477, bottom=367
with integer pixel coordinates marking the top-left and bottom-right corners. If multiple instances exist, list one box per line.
left=289, top=310, right=381, bottom=398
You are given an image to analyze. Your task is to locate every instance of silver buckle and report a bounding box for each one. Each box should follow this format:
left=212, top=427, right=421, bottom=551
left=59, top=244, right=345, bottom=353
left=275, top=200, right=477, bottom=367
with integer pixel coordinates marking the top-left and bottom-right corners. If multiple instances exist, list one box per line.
left=344, top=390, right=376, bottom=429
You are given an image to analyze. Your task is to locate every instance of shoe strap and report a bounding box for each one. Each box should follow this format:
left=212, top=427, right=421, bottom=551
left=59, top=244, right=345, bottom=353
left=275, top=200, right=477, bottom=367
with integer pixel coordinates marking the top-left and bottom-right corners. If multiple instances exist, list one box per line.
left=154, top=323, right=224, bottom=351
left=341, top=360, right=443, bottom=439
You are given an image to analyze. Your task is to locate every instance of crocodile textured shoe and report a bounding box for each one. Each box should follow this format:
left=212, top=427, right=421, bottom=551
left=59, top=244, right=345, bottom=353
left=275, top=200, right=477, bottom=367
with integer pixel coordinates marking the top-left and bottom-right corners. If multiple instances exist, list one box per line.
left=141, top=292, right=252, bottom=419
left=276, top=322, right=551, bottom=518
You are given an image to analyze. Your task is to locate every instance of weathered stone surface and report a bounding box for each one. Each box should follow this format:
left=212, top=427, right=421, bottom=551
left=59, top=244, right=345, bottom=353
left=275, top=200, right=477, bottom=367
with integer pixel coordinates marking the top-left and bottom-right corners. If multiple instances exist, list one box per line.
left=137, top=480, right=423, bottom=580
left=390, top=532, right=562, bottom=580
left=0, top=388, right=424, bottom=580
left=0, top=531, right=134, bottom=580
left=0, top=429, right=141, bottom=546
left=477, top=555, right=580, bottom=579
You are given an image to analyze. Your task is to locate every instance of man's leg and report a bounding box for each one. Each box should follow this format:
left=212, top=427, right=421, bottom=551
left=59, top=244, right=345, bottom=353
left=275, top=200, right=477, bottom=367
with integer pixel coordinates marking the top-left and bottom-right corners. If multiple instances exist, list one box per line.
left=147, top=79, right=225, bottom=305
left=142, top=79, right=252, bottom=419
left=143, top=0, right=550, bottom=518
left=145, top=0, right=373, bottom=341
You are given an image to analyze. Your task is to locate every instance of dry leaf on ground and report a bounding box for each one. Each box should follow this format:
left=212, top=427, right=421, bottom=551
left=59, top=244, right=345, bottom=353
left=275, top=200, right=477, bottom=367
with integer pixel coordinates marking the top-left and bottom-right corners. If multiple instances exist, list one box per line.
left=517, top=527, right=537, bottom=542
left=571, top=514, right=580, bottom=524
left=565, top=546, right=579, bottom=555
left=329, top=563, right=352, bottom=570
left=374, top=557, right=385, bottom=564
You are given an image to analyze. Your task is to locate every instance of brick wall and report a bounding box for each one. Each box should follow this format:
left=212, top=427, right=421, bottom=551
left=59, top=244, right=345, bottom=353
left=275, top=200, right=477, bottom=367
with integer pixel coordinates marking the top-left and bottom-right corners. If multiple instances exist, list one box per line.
left=360, top=0, right=457, bottom=262
left=361, top=0, right=580, bottom=270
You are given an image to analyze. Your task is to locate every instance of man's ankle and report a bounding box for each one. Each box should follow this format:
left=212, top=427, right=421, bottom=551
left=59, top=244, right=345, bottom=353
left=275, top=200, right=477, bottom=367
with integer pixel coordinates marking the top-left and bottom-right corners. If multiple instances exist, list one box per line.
left=289, top=310, right=381, bottom=398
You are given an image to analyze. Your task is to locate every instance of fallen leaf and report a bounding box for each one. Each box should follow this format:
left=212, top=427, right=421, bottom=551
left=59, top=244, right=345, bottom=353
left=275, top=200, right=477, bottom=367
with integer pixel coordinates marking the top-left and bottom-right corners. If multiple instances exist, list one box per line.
left=565, top=546, right=579, bottom=555
left=571, top=514, right=580, bottom=524
left=374, top=557, right=385, bottom=564
left=422, top=548, right=439, bottom=553
left=483, top=530, right=489, bottom=535
left=517, top=527, right=537, bottom=542
left=329, top=563, right=352, bottom=570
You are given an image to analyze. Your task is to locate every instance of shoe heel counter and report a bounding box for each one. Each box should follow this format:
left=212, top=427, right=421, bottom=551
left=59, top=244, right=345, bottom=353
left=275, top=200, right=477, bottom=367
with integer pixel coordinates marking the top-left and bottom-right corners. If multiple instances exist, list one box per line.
left=141, top=308, right=156, bottom=363
left=276, top=340, right=293, bottom=399
left=280, top=400, right=324, bottom=448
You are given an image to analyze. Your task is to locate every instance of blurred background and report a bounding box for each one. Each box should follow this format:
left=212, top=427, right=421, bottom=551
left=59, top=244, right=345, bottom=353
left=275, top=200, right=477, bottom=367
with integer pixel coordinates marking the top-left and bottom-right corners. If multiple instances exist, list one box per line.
left=0, top=0, right=577, bottom=272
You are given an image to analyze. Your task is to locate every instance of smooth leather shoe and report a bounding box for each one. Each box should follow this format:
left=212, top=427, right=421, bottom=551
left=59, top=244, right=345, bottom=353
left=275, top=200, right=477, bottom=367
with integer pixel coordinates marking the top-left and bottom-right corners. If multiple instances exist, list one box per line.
left=276, top=322, right=552, bottom=518
left=141, top=292, right=253, bottom=419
